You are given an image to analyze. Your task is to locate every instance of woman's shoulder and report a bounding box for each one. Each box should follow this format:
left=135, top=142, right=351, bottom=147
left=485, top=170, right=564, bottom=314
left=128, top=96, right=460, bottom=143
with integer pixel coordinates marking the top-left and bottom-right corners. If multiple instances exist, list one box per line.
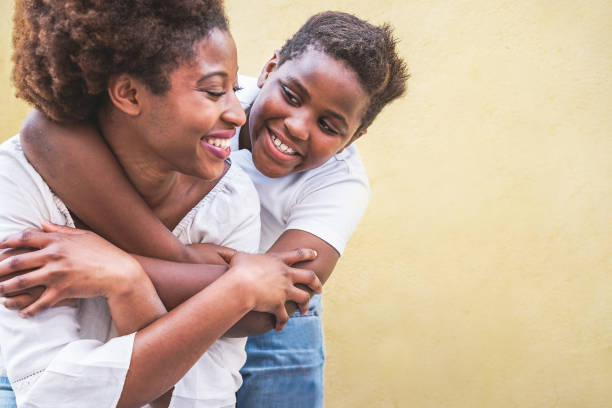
left=173, top=162, right=260, bottom=248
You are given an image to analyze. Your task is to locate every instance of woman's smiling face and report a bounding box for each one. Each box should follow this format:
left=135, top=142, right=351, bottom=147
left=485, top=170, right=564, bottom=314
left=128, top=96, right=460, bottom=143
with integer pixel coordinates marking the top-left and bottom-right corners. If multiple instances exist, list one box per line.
left=246, top=49, right=370, bottom=178
left=136, top=28, right=245, bottom=181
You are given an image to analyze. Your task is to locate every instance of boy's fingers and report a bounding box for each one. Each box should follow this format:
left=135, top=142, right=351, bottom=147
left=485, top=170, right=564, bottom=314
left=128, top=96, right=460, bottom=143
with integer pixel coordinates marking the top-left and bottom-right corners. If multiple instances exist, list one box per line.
left=0, top=229, right=52, bottom=250
left=0, top=250, right=47, bottom=276
left=274, top=307, right=290, bottom=332
left=272, top=248, right=317, bottom=266
left=290, top=268, right=322, bottom=294
left=288, top=287, right=311, bottom=315
left=0, top=270, right=46, bottom=296
left=217, top=247, right=237, bottom=264
left=40, top=220, right=77, bottom=234
left=19, top=290, right=58, bottom=318
left=3, top=293, right=35, bottom=310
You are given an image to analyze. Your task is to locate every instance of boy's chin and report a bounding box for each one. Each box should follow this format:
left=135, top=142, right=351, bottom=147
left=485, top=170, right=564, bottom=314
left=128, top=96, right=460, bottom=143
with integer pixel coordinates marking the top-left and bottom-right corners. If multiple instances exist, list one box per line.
left=253, top=158, right=292, bottom=178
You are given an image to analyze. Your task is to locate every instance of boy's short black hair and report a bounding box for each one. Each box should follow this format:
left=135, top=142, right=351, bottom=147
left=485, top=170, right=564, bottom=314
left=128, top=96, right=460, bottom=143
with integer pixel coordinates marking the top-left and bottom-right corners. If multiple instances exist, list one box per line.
left=12, top=0, right=228, bottom=123
left=278, top=11, right=409, bottom=132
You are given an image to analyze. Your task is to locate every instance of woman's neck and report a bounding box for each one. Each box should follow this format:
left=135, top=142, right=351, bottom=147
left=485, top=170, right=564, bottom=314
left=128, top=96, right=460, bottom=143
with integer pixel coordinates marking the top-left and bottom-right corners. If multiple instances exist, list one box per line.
left=97, top=110, right=184, bottom=211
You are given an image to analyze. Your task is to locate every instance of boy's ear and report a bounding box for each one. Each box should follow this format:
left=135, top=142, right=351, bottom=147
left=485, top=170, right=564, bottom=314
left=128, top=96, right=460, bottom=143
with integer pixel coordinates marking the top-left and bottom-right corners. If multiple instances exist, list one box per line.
left=337, top=128, right=368, bottom=154
left=257, top=51, right=280, bottom=88
left=107, top=74, right=143, bottom=116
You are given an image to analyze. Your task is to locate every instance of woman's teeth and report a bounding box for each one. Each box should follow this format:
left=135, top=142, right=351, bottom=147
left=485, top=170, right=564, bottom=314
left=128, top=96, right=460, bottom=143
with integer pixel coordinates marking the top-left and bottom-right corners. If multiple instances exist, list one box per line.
left=206, top=137, right=230, bottom=149
left=271, top=134, right=296, bottom=155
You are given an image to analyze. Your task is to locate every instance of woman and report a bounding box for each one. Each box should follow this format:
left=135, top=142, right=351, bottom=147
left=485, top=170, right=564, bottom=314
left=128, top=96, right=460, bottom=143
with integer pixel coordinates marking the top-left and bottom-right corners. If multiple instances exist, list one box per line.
left=0, top=1, right=321, bottom=407
left=4, top=11, right=409, bottom=407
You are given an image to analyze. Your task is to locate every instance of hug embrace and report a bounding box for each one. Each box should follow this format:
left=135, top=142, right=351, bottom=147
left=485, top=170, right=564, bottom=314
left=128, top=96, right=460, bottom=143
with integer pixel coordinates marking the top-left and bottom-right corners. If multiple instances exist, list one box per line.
left=0, top=1, right=407, bottom=407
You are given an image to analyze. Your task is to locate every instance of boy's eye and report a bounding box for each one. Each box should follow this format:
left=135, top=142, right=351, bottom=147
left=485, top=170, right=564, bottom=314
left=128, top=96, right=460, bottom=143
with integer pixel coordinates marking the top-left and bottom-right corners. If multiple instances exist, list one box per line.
left=319, top=119, right=337, bottom=134
left=281, top=85, right=300, bottom=106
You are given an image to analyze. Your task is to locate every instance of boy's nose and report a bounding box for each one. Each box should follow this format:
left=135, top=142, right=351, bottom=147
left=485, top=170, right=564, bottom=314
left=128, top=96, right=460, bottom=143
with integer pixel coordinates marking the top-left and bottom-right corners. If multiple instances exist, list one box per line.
left=284, top=112, right=309, bottom=141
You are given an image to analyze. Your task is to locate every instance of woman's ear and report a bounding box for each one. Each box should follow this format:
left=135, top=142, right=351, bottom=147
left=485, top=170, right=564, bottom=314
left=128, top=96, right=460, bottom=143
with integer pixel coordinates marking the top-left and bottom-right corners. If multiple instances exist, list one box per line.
left=106, top=74, right=143, bottom=116
left=257, top=51, right=280, bottom=88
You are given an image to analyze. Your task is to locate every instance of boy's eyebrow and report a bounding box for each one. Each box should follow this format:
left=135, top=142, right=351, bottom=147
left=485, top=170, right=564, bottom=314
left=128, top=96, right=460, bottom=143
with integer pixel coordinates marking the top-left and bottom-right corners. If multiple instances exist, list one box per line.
left=286, top=75, right=309, bottom=98
left=287, top=76, right=349, bottom=130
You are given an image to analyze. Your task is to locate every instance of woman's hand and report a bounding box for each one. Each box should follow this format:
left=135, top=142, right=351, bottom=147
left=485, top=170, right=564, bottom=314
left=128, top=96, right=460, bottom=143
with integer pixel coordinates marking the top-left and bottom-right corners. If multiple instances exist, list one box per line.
left=226, top=249, right=322, bottom=332
left=0, top=221, right=147, bottom=317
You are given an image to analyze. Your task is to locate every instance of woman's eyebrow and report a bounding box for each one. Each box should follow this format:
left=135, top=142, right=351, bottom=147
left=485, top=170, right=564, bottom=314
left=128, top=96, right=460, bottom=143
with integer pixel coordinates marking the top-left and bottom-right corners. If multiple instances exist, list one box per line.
left=196, top=71, right=228, bottom=85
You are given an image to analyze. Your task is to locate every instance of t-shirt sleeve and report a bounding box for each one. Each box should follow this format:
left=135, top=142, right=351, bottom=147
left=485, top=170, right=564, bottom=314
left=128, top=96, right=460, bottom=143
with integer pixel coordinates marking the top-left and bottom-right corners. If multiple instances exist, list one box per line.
left=0, top=145, right=135, bottom=408
left=285, top=164, right=370, bottom=256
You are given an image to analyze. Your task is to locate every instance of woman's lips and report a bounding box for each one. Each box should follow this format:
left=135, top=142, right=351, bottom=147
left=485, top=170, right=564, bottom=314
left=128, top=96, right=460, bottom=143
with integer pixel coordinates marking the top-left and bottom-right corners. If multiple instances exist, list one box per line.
left=201, top=137, right=231, bottom=160
left=201, top=129, right=235, bottom=160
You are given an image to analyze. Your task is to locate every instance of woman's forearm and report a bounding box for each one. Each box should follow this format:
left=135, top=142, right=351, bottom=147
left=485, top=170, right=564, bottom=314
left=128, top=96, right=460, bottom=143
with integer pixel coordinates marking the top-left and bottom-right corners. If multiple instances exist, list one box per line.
left=134, top=255, right=310, bottom=337
left=106, top=264, right=167, bottom=336
left=117, top=273, right=253, bottom=408
left=134, top=255, right=279, bottom=336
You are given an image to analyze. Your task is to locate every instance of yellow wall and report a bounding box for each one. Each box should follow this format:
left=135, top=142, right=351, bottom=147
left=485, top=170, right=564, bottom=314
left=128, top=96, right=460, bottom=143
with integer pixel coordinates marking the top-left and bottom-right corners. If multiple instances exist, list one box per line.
left=2, top=1, right=612, bottom=407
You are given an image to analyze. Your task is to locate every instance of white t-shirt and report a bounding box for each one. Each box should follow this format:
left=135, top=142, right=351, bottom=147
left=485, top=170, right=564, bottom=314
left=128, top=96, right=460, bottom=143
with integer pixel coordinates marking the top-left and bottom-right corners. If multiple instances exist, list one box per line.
left=231, top=75, right=371, bottom=254
left=0, top=136, right=260, bottom=407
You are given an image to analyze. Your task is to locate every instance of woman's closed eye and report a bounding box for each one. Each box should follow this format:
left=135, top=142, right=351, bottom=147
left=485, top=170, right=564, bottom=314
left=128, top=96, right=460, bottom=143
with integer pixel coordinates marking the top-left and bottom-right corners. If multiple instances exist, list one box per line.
left=205, top=90, right=225, bottom=98
left=203, top=86, right=243, bottom=99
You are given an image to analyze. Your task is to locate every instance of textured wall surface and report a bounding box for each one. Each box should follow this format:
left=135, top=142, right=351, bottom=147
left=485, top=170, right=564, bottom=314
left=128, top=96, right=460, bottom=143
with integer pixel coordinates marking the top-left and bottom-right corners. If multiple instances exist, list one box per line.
left=2, top=1, right=612, bottom=407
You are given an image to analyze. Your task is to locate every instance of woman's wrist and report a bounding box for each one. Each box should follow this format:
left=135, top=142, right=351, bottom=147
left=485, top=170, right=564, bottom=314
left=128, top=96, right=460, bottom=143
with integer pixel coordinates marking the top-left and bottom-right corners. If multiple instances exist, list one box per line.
left=105, top=255, right=149, bottom=299
left=213, top=267, right=256, bottom=311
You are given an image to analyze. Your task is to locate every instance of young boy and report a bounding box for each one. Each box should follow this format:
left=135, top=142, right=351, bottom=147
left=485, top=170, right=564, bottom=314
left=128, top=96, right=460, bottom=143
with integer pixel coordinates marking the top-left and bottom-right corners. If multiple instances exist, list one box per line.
left=11, top=11, right=408, bottom=408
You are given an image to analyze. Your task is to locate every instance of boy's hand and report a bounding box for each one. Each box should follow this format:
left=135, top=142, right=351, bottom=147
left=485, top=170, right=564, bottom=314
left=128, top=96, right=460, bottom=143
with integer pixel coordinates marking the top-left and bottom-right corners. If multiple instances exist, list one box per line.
left=0, top=248, right=74, bottom=311
left=187, top=243, right=236, bottom=265
left=0, top=221, right=146, bottom=317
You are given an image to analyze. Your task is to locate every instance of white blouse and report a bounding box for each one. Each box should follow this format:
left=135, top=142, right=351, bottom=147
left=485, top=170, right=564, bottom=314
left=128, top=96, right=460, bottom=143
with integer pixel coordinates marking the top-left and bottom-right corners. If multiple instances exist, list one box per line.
left=0, top=136, right=261, bottom=407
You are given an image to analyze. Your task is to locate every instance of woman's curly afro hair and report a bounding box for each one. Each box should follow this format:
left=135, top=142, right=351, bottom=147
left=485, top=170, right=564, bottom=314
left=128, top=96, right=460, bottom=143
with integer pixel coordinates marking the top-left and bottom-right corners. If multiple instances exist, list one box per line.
left=12, top=0, right=228, bottom=122
left=278, top=11, right=409, bottom=132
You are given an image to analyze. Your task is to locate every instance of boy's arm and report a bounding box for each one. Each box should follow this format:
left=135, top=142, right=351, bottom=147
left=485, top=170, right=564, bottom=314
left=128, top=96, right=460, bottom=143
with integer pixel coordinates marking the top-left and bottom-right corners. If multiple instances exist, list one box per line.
left=268, top=229, right=339, bottom=285
left=223, top=230, right=338, bottom=337
left=19, top=109, right=359, bottom=335
left=258, top=230, right=339, bottom=322
left=132, top=255, right=227, bottom=310
left=239, top=154, right=371, bottom=327
left=19, top=109, right=195, bottom=263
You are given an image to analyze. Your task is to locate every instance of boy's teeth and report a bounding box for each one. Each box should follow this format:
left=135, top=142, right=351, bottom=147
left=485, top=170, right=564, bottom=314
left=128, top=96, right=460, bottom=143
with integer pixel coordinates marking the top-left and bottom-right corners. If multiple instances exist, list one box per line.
left=271, top=134, right=296, bottom=155
left=207, top=137, right=230, bottom=149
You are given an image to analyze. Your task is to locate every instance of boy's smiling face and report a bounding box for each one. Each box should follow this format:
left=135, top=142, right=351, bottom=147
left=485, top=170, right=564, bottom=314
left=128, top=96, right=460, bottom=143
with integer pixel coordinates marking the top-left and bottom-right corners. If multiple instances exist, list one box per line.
left=246, top=48, right=370, bottom=178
